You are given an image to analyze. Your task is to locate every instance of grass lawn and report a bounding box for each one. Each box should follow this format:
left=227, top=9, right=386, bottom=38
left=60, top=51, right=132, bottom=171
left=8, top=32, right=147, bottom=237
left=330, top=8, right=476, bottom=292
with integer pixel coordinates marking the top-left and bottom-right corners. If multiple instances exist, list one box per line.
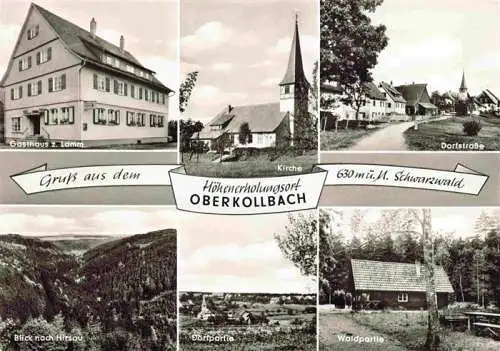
left=182, top=151, right=318, bottom=178
left=91, top=142, right=177, bottom=150
left=350, top=311, right=499, bottom=351
left=404, top=116, right=500, bottom=151
left=320, top=125, right=389, bottom=151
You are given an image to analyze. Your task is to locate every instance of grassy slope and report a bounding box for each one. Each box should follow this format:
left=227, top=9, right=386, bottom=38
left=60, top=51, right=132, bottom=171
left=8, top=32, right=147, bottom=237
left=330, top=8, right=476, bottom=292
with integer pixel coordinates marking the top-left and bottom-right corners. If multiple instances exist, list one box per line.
left=320, top=129, right=377, bottom=151
left=183, top=151, right=318, bottom=178
left=348, top=311, right=499, bottom=351
left=404, top=116, right=500, bottom=151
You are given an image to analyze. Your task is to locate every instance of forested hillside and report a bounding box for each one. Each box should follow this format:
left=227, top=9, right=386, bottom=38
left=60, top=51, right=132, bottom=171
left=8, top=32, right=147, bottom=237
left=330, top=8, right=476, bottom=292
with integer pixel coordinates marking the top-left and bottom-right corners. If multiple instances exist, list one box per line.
left=319, top=209, right=500, bottom=307
left=0, top=230, right=177, bottom=350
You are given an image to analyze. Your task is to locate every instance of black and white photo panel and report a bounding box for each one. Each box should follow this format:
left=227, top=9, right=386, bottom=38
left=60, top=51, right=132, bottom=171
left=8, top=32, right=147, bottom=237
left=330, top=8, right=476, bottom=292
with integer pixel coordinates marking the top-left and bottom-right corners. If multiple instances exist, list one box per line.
left=0, top=206, right=178, bottom=350
left=0, top=0, right=179, bottom=150
left=318, top=207, right=500, bottom=351
left=178, top=211, right=318, bottom=350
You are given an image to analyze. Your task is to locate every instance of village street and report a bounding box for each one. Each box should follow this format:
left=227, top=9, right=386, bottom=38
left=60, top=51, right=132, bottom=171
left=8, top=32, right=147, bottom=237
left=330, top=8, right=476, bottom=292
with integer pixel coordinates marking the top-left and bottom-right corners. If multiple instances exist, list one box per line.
left=319, top=312, right=407, bottom=351
left=347, top=115, right=451, bottom=151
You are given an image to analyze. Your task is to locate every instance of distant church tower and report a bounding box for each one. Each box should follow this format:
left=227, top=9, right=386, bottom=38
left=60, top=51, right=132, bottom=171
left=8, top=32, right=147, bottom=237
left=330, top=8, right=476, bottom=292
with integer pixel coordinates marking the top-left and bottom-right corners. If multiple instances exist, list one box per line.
left=455, top=70, right=470, bottom=116
left=279, top=14, right=310, bottom=146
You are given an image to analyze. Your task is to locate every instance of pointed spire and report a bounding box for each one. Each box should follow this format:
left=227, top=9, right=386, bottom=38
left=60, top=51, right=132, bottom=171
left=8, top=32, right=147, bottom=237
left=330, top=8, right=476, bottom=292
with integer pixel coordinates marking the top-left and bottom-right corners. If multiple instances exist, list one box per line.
left=279, top=14, right=308, bottom=86
left=459, top=70, right=467, bottom=92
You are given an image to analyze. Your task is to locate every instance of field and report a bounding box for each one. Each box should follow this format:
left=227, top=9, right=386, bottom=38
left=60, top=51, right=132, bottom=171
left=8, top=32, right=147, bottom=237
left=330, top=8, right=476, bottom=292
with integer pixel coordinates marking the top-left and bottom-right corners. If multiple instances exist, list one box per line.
left=404, top=116, right=500, bottom=151
left=182, top=151, right=317, bottom=177
left=319, top=310, right=500, bottom=351
left=179, top=292, right=317, bottom=350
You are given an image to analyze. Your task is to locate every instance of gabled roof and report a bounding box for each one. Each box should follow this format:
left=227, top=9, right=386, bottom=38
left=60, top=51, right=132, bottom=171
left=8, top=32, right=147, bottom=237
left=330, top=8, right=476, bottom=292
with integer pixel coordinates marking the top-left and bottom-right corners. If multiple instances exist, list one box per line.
left=280, top=16, right=308, bottom=86
left=379, top=82, right=406, bottom=103
left=321, top=83, right=343, bottom=95
left=482, top=89, right=500, bottom=105
left=363, top=82, right=386, bottom=101
left=351, top=259, right=454, bottom=293
left=32, top=3, right=172, bottom=92
left=395, top=84, right=432, bottom=107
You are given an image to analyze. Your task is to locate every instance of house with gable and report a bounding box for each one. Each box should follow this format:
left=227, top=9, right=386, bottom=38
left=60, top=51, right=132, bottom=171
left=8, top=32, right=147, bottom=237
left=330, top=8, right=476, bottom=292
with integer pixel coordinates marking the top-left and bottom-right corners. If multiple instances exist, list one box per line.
left=358, top=82, right=387, bottom=121
left=476, top=89, right=500, bottom=113
left=395, top=83, right=438, bottom=117
left=0, top=3, right=174, bottom=147
left=350, top=259, right=454, bottom=309
left=378, top=81, right=407, bottom=117
left=194, top=16, right=313, bottom=150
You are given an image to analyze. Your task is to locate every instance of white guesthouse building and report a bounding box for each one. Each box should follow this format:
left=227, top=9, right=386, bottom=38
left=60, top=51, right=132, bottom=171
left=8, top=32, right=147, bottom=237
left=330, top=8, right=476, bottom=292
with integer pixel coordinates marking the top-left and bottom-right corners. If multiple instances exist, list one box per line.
left=0, top=3, right=174, bottom=147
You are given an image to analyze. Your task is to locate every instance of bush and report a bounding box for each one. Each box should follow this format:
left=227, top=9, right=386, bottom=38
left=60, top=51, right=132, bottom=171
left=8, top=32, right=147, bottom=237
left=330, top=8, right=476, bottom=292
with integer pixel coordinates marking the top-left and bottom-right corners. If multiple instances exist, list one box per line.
left=462, top=120, right=482, bottom=136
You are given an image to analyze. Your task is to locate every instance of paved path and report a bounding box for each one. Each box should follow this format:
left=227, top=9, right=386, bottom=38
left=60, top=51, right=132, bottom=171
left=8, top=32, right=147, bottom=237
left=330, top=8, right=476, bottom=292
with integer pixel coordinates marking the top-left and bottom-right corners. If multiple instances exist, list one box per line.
left=319, top=313, right=407, bottom=351
left=347, top=116, right=451, bottom=151
left=348, top=121, right=415, bottom=151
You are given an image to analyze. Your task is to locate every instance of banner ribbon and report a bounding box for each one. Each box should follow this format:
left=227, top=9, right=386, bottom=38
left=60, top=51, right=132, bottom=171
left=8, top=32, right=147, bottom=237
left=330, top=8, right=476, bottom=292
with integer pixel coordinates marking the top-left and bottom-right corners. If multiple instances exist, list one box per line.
left=11, top=163, right=489, bottom=214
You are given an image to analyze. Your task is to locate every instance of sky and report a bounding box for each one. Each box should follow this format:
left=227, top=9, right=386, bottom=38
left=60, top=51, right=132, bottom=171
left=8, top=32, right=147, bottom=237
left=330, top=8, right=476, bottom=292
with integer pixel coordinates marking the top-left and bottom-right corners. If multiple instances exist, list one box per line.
left=0, top=0, right=179, bottom=117
left=370, top=0, right=500, bottom=96
left=181, top=0, right=319, bottom=124
left=0, top=206, right=178, bottom=236
left=324, top=207, right=500, bottom=241
left=178, top=211, right=316, bottom=294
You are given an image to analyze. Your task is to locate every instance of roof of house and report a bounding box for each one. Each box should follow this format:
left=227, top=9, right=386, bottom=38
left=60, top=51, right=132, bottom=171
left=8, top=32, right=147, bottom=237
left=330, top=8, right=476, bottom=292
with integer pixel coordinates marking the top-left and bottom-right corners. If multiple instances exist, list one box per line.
left=280, top=17, right=308, bottom=86
left=321, top=83, right=343, bottom=95
left=363, top=82, right=386, bottom=101
left=351, top=259, right=454, bottom=293
left=33, top=3, right=172, bottom=92
left=379, top=82, right=406, bottom=103
left=395, top=84, right=435, bottom=108
left=459, top=71, right=467, bottom=91
left=483, top=89, right=500, bottom=105
left=203, top=102, right=288, bottom=135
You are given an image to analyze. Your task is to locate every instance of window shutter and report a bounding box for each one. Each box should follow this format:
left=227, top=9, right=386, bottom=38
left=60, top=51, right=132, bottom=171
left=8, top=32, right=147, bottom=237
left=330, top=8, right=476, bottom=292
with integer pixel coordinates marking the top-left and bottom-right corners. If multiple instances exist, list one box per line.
left=124, top=84, right=128, bottom=96
left=116, top=111, right=120, bottom=124
left=93, top=74, right=98, bottom=89
left=47, top=47, right=52, bottom=61
left=35, top=25, right=39, bottom=35
left=61, top=74, right=66, bottom=90
left=69, top=107, right=75, bottom=124
left=93, top=109, right=98, bottom=124
left=131, top=85, right=135, bottom=98
left=19, top=86, right=22, bottom=98
left=48, top=78, right=53, bottom=92
left=44, top=111, right=49, bottom=125
left=36, top=52, right=41, bottom=65
left=150, top=114, right=153, bottom=127
left=10, top=88, right=14, bottom=100
left=18, top=60, right=22, bottom=71
left=28, top=83, right=32, bottom=97
left=28, top=56, right=32, bottom=68
left=38, top=81, right=42, bottom=94
left=141, top=114, right=145, bottom=126
left=139, top=88, right=143, bottom=99
left=114, top=80, right=118, bottom=94
left=162, top=94, right=165, bottom=104
left=105, top=77, right=110, bottom=92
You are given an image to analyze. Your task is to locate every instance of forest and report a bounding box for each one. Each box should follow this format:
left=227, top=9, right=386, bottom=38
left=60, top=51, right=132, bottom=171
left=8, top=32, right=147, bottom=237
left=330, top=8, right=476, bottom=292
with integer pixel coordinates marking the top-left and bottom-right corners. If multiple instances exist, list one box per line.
left=0, top=229, right=177, bottom=351
left=319, top=209, right=500, bottom=308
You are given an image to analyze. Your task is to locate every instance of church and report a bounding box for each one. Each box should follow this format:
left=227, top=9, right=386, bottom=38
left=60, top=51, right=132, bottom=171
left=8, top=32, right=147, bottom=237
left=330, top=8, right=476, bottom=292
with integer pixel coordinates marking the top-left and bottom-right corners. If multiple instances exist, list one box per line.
left=194, top=16, right=313, bottom=150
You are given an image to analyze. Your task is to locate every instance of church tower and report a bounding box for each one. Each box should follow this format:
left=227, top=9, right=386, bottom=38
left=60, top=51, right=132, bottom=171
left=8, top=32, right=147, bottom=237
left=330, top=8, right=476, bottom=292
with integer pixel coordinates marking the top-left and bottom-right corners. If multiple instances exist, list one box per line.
left=459, top=70, right=468, bottom=94
left=456, top=70, right=470, bottom=116
left=279, top=14, right=310, bottom=146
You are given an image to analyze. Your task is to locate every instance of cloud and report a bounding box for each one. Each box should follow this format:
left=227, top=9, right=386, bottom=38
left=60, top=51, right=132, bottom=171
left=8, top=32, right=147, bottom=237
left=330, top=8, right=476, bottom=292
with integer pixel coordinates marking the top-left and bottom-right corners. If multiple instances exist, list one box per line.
left=98, top=28, right=140, bottom=46
left=181, top=21, right=233, bottom=57
left=188, top=241, right=282, bottom=268
left=0, top=213, right=83, bottom=236
left=269, top=34, right=318, bottom=57
left=0, top=23, right=21, bottom=79
left=470, top=52, right=500, bottom=71
left=212, top=62, right=233, bottom=71
left=250, top=59, right=275, bottom=68
left=260, top=77, right=280, bottom=87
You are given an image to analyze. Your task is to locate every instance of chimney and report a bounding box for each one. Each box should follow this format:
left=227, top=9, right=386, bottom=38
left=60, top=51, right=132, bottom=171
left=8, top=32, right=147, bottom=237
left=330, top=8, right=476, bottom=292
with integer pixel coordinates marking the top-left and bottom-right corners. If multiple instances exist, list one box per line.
left=415, top=260, right=421, bottom=277
left=227, top=104, right=233, bottom=113
left=90, top=18, right=96, bottom=38
left=120, top=35, right=125, bottom=52
left=390, top=80, right=393, bottom=86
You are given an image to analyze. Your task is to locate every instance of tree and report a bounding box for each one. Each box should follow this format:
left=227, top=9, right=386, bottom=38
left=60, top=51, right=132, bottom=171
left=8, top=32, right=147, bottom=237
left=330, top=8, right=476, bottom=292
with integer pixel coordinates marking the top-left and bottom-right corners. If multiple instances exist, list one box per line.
left=179, top=71, right=199, bottom=113
left=274, top=212, right=318, bottom=278
left=238, top=122, right=252, bottom=145
left=167, top=120, right=177, bottom=142
left=321, top=0, right=388, bottom=127
left=179, top=119, right=204, bottom=162
left=214, top=132, right=232, bottom=162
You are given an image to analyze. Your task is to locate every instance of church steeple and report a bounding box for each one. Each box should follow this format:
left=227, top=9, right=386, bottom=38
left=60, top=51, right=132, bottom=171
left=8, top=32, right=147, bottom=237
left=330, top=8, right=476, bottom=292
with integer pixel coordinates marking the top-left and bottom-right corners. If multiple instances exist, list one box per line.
left=459, top=70, right=467, bottom=93
left=280, top=14, right=308, bottom=86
